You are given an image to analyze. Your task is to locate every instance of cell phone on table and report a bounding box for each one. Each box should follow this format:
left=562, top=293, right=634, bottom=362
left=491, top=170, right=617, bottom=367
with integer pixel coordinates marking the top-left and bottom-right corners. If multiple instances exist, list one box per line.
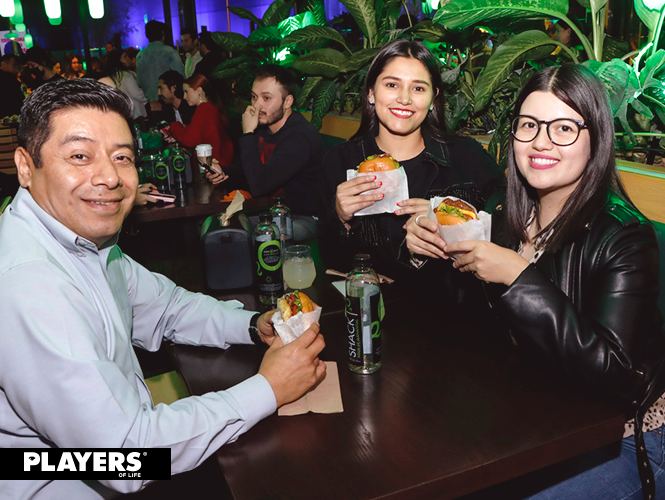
left=149, top=192, right=176, bottom=203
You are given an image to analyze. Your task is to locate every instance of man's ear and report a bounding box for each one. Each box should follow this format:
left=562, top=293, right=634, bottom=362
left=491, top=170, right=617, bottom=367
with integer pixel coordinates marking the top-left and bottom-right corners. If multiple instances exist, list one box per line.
left=15, top=147, right=36, bottom=189
left=284, top=94, right=294, bottom=109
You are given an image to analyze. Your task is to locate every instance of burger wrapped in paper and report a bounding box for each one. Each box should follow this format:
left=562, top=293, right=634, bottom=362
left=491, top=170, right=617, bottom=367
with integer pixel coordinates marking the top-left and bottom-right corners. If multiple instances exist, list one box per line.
left=426, top=196, right=492, bottom=251
left=434, top=198, right=479, bottom=226
left=357, top=153, right=400, bottom=173
left=272, top=291, right=322, bottom=344
left=346, top=154, right=409, bottom=216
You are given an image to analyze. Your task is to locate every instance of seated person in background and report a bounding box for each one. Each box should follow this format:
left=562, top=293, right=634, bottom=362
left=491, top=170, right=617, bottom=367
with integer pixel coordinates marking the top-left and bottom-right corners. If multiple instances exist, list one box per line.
left=319, top=39, right=503, bottom=303
left=157, top=69, right=195, bottom=125
left=63, top=53, right=85, bottom=79
left=0, top=78, right=326, bottom=499
left=98, top=49, right=148, bottom=127
left=21, top=47, right=63, bottom=91
left=406, top=65, right=665, bottom=499
left=207, top=65, right=324, bottom=241
left=84, top=56, right=103, bottom=79
left=195, top=31, right=230, bottom=103
left=0, top=53, right=24, bottom=118
left=168, top=74, right=233, bottom=167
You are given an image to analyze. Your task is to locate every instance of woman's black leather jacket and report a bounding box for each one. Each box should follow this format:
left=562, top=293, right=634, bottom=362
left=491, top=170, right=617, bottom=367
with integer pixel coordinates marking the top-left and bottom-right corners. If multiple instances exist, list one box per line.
left=490, top=193, right=665, bottom=415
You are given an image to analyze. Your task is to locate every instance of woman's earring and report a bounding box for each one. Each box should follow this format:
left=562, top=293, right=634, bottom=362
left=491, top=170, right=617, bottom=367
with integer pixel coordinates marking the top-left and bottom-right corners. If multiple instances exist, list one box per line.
left=368, top=96, right=375, bottom=105
left=199, top=95, right=203, bottom=104
left=429, top=104, right=434, bottom=111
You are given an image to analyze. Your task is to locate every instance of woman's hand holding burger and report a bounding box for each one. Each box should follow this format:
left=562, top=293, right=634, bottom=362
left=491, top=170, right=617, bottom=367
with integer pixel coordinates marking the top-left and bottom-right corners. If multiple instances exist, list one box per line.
left=335, top=176, right=383, bottom=226
left=446, top=240, right=530, bottom=286
left=395, top=197, right=430, bottom=218
left=405, top=214, right=448, bottom=259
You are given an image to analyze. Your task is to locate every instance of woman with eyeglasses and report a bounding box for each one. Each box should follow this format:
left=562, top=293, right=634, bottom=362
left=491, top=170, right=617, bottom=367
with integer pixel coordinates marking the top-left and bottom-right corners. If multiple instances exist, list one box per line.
left=406, top=65, right=665, bottom=499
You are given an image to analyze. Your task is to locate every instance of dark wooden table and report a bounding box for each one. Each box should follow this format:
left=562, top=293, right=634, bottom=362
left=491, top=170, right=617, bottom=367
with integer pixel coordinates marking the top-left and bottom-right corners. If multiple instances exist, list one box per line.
left=170, top=290, right=626, bottom=500
left=128, top=186, right=271, bottom=224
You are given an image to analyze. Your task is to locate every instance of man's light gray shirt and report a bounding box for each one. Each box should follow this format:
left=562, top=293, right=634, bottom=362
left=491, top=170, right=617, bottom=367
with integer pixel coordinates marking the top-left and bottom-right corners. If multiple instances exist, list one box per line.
left=0, top=188, right=275, bottom=498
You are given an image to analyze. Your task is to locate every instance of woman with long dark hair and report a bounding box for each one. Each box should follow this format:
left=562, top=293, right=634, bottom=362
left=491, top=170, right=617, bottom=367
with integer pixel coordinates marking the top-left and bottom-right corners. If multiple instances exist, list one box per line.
left=98, top=49, right=148, bottom=125
left=169, top=74, right=233, bottom=167
left=407, top=65, right=665, bottom=499
left=320, top=39, right=503, bottom=302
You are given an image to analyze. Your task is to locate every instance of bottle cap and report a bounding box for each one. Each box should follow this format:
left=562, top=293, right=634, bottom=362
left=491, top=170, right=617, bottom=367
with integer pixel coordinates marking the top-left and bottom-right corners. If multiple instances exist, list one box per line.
left=353, top=253, right=372, bottom=266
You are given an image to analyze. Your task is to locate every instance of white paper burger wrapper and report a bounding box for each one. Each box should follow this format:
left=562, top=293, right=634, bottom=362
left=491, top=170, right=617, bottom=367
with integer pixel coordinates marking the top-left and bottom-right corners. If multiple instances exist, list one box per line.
left=427, top=196, right=492, bottom=257
left=272, top=306, right=323, bottom=345
left=346, top=167, right=409, bottom=216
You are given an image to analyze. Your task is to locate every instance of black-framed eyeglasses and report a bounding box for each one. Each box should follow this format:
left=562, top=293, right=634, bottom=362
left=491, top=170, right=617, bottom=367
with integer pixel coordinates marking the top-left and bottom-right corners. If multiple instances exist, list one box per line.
left=511, top=115, right=587, bottom=146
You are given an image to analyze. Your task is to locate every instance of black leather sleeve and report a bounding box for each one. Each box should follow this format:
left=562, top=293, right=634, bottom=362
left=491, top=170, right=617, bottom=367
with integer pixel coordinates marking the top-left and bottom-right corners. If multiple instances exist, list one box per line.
left=494, top=220, right=663, bottom=408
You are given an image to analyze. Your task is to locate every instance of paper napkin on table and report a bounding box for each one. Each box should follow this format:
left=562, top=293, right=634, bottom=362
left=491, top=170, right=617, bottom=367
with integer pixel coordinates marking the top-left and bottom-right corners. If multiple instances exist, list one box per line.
left=219, top=190, right=245, bottom=226
left=278, top=362, right=344, bottom=416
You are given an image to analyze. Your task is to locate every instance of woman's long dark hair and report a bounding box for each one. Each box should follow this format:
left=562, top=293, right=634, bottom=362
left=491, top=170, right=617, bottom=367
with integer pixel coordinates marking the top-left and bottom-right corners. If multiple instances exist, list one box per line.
left=504, top=64, right=629, bottom=251
left=186, top=74, right=228, bottom=129
left=103, top=49, right=127, bottom=88
left=351, top=39, right=447, bottom=142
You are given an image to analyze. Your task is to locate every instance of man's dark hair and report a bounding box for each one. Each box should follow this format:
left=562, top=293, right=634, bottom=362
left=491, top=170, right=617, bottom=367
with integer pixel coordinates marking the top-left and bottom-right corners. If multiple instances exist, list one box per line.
left=255, top=64, right=296, bottom=99
left=18, top=79, right=134, bottom=169
left=1, top=53, right=19, bottom=64
left=198, top=31, right=220, bottom=52
left=24, top=47, right=55, bottom=69
left=181, top=28, right=198, bottom=40
left=159, top=70, right=185, bottom=100
left=145, top=20, right=166, bottom=42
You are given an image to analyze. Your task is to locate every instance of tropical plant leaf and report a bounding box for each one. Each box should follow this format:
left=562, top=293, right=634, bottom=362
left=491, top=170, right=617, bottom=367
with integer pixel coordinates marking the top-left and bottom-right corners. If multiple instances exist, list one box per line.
left=212, top=54, right=258, bottom=72
left=297, top=76, right=324, bottom=109
left=278, top=11, right=316, bottom=37
left=292, top=48, right=347, bottom=78
left=211, top=31, right=249, bottom=52
left=433, top=0, right=569, bottom=31
left=248, top=26, right=283, bottom=46
left=584, top=59, right=640, bottom=143
left=441, top=65, right=462, bottom=85
left=281, top=25, right=346, bottom=50
left=228, top=6, right=264, bottom=28
left=602, top=35, right=629, bottom=62
left=340, top=47, right=381, bottom=72
left=575, top=0, right=608, bottom=15
left=631, top=100, right=654, bottom=120
left=583, top=59, right=632, bottom=114
left=300, top=0, right=327, bottom=26
left=311, top=79, right=338, bottom=129
left=212, top=62, right=257, bottom=80
left=634, top=0, right=661, bottom=32
left=410, top=20, right=448, bottom=43
left=474, top=30, right=556, bottom=113
left=263, top=0, right=295, bottom=27
left=340, top=0, right=377, bottom=45
left=640, top=49, right=665, bottom=86
left=376, top=0, right=403, bottom=42
left=444, top=91, right=471, bottom=132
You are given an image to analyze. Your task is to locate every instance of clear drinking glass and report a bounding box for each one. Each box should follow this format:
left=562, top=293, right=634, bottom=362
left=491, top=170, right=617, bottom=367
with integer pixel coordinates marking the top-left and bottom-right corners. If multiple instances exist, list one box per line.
left=283, top=245, right=316, bottom=290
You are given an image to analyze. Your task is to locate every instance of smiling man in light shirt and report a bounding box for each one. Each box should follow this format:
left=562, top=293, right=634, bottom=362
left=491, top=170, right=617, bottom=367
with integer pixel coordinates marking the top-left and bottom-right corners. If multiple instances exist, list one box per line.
left=0, top=79, right=326, bottom=499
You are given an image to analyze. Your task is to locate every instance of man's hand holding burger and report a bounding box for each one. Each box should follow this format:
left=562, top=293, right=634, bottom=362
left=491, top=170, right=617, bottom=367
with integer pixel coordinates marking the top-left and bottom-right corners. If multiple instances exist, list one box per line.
left=242, top=104, right=259, bottom=134
left=258, top=324, right=326, bottom=407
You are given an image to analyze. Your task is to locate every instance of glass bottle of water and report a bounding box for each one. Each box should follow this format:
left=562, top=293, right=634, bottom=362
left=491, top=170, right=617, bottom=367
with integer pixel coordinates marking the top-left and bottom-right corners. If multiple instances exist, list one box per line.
left=254, top=213, right=284, bottom=305
left=346, top=254, right=382, bottom=373
left=270, top=196, right=293, bottom=252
